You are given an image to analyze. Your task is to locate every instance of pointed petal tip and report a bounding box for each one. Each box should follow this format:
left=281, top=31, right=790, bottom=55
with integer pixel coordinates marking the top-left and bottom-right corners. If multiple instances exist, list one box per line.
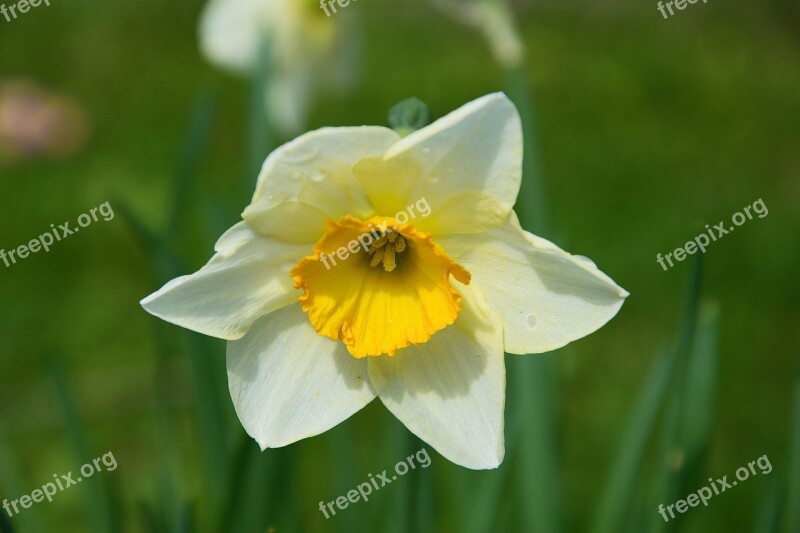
left=443, top=440, right=505, bottom=470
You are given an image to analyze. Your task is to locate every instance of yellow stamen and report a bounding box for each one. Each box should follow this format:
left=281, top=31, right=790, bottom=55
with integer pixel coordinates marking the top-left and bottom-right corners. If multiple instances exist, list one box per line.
left=383, top=245, right=397, bottom=272
left=369, top=247, right=385, bottom=267
left=367, top=229, right=407, bottom=272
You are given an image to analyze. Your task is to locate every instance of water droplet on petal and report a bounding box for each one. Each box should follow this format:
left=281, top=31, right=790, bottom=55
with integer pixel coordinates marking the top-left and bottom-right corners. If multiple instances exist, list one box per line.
left=526, top=314, right=537, bottom=329
left=284, top=147, right=319, bottom=163
left=311, top=172, right=325, bottom=183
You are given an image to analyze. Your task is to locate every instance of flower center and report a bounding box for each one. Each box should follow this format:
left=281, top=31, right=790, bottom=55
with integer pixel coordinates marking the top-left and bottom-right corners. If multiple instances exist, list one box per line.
left=367, top=230, right=407, bottom=272
left=290, top=216, right=471, bottom=358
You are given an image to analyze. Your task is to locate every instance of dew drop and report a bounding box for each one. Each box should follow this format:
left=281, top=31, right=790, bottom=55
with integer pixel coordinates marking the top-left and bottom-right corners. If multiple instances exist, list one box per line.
left=311, top=172, right=325, bottom=183
left=526, top=314, right=537, bottom=329
left=284, top=148, right=319, bottom=163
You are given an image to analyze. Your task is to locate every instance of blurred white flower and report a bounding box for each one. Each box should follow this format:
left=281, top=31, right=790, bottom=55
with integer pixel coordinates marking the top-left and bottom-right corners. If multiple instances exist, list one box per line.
left=199, top=0, right=356, bottom=135
left=433, top=0, right=525, bottom=68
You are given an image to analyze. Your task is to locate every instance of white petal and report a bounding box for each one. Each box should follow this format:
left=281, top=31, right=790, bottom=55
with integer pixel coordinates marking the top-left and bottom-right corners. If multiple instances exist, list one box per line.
left=227, top=303, right=376, bottom=449
left=438, top=214, right=628, bottom=355
left=243, top=127, right=401, bottom=243
left=199, top=0, right=264, bottom=73
left=383, top=93, right=523, bottom=235
left=140, top=222, right=306, bottom=340
left=368, top=284, right=505, bottom=470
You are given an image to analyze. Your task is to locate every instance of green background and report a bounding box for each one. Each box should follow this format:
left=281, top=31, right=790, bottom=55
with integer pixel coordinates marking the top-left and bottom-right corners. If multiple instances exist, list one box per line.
left=0, top=0, right=798, bottom=531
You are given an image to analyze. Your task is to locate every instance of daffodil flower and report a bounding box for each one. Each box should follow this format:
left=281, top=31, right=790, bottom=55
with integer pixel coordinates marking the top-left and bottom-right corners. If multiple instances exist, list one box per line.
left=199, top=0, right=354, bottom=134
left=141, top=93, right=627, bottom=469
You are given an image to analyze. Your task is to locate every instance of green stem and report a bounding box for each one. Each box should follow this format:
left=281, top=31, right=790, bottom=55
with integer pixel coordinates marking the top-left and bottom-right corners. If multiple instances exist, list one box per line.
left=246, top=37, right=273, bottom=194
left=505, top=62, right=560, bottom=533
left=506, top=64, right=549, bottom=239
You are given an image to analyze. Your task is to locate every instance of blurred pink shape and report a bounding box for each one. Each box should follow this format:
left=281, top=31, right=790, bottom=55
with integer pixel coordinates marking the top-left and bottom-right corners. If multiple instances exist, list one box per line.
left=0, top=79, right=90, bottom=164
